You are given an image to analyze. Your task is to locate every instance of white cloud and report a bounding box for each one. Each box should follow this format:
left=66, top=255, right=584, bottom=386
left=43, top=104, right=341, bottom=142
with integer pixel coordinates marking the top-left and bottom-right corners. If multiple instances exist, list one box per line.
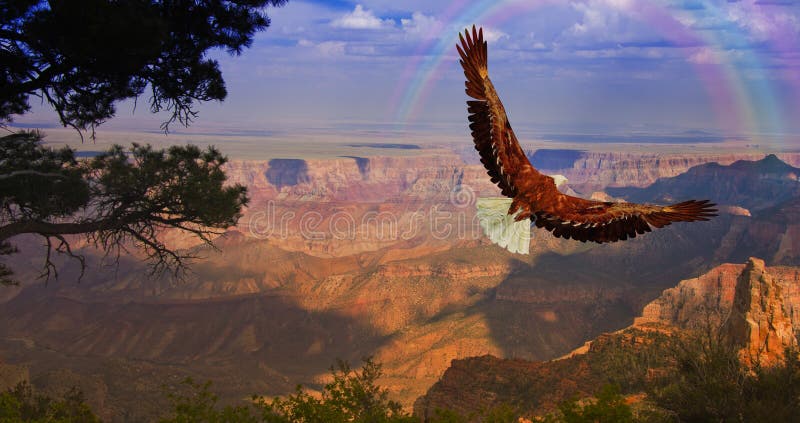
left=562, top=0, right=677, bottom=51
left=332, top=4, right=394, bottom=30
left=688, top=47, right=719, bottom=65
left=298, top=39, right=347, bottom=57
left=349, top=44, right=377, bottom=55
left=483, top=28, right=509, bottom=44
left=575, top=46, right=664, bottom=59
left=726, top=2, right=800, bottom=43
left=727, top=5, right=771, bottom=40
left=400, top=12, right=443, bottom=39
left=687, top=47, right=746, bottom=65
left=602, top=0, right=634, bottom=10
left=570, top=0, right=627, bottom=36
left=317, top=41, right=347, bottom=56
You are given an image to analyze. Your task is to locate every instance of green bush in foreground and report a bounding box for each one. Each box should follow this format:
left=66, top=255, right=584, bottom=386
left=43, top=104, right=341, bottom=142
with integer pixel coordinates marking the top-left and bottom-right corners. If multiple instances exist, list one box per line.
left=427, top=386, right=633, bottom=423
left=259, top=359, right=415, bottom=423
left=555, top=385, right=634, bottom=423
left=650, top=333, right=800, bottom=422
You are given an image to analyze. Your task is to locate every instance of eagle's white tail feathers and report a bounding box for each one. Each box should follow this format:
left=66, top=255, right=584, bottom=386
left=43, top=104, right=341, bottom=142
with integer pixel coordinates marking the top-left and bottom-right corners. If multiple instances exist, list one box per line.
left=476, top=197, right=531, bottom=255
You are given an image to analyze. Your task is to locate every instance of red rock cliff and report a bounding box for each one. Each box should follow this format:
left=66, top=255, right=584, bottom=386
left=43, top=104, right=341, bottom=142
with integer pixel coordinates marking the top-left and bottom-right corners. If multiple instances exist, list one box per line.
left=722, top=258, right=797, bottom=367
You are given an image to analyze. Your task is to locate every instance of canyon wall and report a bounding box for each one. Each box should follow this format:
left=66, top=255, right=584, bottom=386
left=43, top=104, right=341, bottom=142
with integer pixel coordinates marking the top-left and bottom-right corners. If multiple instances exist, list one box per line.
left=635, top=259, right=800, bottom=334
left=227, top=150, right=800, bottom=204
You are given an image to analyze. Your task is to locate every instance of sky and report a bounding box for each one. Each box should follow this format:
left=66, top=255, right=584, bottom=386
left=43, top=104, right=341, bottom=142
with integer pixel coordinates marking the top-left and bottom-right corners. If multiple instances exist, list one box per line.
left=17, top=0, right=800, bottom=143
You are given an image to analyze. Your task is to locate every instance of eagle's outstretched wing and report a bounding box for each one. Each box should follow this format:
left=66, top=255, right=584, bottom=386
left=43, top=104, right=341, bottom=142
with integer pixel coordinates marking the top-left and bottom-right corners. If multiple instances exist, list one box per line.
left=532, top=198, right=717, bottom=243
left=456, top=25, right=548, bottom=199
left=458, top=26, right=717, bottom=245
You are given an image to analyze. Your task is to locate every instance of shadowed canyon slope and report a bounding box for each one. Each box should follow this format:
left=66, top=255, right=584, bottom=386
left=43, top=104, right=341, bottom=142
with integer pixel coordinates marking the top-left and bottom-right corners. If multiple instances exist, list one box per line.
left=2, top=147, right=799, bottom=420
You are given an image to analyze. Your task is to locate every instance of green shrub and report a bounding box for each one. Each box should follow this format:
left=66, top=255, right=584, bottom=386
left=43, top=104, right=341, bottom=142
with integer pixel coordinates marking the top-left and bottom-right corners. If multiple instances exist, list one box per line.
left=258, top=358, right=415, bottom=423
left=650, top=331, right=800, bottom=422
left=159, top=357, right=415, bottom=423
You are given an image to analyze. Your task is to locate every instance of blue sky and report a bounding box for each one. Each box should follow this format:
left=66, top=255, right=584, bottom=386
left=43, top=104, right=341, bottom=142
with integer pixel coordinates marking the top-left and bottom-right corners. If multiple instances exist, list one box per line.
left=18, top=0, right=800, bottom=141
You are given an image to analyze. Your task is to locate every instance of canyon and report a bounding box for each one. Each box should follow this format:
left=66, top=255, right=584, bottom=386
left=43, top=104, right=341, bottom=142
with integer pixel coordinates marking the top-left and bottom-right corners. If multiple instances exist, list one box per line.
left=1, top=142, right=799, bottom=421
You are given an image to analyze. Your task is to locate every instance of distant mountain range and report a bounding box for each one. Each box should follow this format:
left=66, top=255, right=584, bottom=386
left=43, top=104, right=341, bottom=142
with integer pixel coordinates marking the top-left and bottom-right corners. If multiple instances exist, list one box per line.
left=609, top=154, right=800, bottom=212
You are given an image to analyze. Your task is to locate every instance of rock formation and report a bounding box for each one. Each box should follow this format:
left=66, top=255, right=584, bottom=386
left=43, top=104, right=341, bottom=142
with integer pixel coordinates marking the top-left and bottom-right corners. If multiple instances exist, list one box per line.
left=416, top=259, right=800, bottom=418
left=634, top=259, right=800, bottom=338
left=722, top=257, right=797, bottom=367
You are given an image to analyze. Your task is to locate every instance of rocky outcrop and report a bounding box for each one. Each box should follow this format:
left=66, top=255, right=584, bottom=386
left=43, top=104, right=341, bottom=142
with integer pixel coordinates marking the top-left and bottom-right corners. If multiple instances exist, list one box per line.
left=413, top=354, right=590, bottom=420
left=722, top=258, right=797, bottom=367
left=634, top=260, right=800, bottom=335
left=416, top=259, right=800, bottom=419
left=610, top=257, right=800, bottom=367
left=634, top=263, right=741, bottom=329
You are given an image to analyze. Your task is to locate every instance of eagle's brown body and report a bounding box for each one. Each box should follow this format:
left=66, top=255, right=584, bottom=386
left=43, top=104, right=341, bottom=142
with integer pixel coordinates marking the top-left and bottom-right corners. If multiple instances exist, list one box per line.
left=458, top=26, right=717, bottom=244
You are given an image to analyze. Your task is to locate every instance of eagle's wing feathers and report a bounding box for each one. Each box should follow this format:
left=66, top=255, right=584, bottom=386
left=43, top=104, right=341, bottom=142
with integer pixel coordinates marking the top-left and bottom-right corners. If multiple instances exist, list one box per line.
left=458, top=26, right=555, bottom=199
left=535, top=196, right=717, bottom=243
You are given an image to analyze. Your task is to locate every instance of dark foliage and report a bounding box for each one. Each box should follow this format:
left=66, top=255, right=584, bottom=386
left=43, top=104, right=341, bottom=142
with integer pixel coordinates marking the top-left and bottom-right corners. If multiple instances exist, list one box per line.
left=258, top=358, right=416, bottom=423
left=158, top=358, right=417, bottom=423
left=159, top=378, right=259, bottom=423
left=650, top=330, right=745, bottom=421
left=428, top=403, right=522, bottom=423
left=0, top=381, right=100, bottom=422
left=550, top=385, right=634, bottom=423
left=0, top=130, right=248, bottom=283
left=429, top=386, right=635, bottom=423
left=587, top=330, right=676, bottom=392
left=651, top=332, right=800, bottom=422
left=1, top=0, right=287, bottom=135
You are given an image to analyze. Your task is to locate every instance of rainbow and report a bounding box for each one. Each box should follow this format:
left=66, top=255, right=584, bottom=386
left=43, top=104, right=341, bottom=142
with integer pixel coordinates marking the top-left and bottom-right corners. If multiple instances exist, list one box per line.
left=389, top=0, right=797, bottom=142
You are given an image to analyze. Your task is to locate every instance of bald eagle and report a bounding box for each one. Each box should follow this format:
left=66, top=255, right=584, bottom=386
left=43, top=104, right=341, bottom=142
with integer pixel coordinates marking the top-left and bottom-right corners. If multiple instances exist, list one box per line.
left=458, top=26, right=717, bottom=254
